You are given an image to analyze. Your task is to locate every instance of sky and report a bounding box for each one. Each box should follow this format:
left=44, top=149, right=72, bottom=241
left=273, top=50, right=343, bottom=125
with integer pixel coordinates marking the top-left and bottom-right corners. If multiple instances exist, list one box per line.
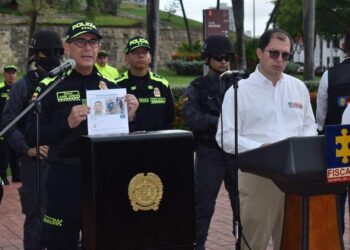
left=159, top=0, right=275, bottom=37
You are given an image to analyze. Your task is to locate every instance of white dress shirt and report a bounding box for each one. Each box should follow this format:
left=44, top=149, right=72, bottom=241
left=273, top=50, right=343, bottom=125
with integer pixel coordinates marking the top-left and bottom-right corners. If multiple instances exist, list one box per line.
left=316, top=70, right=329, bottom=131
left=342, top=104, right=350, bottom=125
left=216, top=66, right=318, bottom=154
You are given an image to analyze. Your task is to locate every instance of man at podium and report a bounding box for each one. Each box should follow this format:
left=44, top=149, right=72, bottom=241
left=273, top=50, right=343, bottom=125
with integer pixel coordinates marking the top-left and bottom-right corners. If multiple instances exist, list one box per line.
left=216, top=29, right=317, bottom=250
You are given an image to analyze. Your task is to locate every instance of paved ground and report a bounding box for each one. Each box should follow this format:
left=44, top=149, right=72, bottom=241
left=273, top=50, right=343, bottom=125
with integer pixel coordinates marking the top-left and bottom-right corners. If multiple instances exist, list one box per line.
left=0, top=180, right=349, bottom=250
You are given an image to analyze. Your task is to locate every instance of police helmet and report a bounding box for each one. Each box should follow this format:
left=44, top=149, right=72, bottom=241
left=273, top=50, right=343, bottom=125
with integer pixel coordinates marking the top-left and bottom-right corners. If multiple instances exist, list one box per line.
left=28, top=30, right=64, bottom=61
left=201, top=35, right=234, bottom=58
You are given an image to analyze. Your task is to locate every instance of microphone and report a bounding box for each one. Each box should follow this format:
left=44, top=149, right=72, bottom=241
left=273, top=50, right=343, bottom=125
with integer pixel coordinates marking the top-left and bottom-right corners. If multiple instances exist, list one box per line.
left=219, top=69, right=250, bottom=81
left=48, top=59, right=76, bottom=77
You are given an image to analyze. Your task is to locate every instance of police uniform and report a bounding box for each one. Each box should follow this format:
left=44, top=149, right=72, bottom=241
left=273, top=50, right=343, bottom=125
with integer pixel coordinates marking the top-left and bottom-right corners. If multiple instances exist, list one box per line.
left=182, top=74, right=236, bottom=248
left=116, top=71, right=175, bottom=131
left=95, top=63, right=119, bottom=81
left=0, top=78, right=20, bottom=183
left=25, top=67, right=118, bottom=249
left=1, top=70, right=50, bottom=249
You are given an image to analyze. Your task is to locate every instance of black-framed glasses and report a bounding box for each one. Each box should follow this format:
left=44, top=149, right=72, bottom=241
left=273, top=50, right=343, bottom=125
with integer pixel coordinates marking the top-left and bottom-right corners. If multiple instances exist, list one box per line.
left=212, top=54, right=231, bottom=62
left=70, top=38, right=101, bottom=48
left=264, top=50, right=292, bottom=61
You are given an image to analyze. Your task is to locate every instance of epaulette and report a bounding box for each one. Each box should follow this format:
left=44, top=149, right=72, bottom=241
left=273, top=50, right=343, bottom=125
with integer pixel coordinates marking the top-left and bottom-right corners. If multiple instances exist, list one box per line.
left=115, top=71, right=129, bottom=83
left=149, top=71, right=169, bottom=87
left=0, top=82, right=5, bottom=89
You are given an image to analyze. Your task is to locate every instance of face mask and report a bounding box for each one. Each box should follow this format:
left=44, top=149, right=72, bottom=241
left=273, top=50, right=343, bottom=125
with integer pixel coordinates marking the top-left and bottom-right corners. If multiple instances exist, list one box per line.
left=35, top=57, right=61, bottom=71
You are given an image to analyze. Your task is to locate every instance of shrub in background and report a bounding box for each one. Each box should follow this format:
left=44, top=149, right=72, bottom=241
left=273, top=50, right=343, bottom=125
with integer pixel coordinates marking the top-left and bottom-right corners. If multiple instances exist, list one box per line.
left=166, top=59, right=203, bottom=75
left=171, top=86, right=188, bottom=129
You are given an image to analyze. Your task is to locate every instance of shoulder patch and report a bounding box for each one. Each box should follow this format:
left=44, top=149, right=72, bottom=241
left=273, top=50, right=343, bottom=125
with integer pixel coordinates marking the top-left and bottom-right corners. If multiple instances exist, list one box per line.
left=149, top=71, right=169, bottom=88
left=115, top=71, right=129, bottom=83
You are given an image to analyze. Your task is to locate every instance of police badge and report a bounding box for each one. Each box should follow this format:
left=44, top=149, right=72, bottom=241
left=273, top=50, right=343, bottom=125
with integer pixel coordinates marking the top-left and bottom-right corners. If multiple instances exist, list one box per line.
left=128, top=172, right=163, bottom=211
left=153, top=87, right=161, bottom=97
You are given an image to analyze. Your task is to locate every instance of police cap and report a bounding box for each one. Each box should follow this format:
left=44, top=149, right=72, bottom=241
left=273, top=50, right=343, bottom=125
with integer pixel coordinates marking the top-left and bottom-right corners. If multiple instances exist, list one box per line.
left=65, top=20, right=102, bottom=42
left=3, top=65, right=17, bottom=73
left=125, top=36, right=151, bottom=54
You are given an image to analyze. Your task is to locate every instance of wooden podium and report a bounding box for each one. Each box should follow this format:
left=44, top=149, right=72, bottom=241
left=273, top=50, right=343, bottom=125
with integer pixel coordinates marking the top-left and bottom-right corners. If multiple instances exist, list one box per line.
left=80, top=130, right=195, bottom=250
left=239, top=136, right=347, bottom=250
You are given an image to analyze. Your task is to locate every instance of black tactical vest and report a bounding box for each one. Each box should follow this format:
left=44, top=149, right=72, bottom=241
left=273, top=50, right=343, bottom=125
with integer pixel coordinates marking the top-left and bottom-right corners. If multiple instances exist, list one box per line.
left=325, top=58, right=350, bottom=125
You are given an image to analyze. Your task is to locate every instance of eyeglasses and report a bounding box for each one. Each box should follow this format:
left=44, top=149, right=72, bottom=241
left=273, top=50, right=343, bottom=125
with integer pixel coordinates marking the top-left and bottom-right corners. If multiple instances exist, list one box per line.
left=264, top=50, right=292, bottom=61
left=212, top=54, right=231, bottom=62
left=70, top=38, right=101, bottom=48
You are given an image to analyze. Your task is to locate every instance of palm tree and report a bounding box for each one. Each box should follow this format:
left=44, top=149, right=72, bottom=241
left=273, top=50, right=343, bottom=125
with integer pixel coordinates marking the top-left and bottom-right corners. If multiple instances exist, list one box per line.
left=179, top=0, right=192, bottom=52
left=147, top=0, right=160, bottom=72
left=303, top=0, right=315, bottom=80
left=231, top=0, right=246, bottom=69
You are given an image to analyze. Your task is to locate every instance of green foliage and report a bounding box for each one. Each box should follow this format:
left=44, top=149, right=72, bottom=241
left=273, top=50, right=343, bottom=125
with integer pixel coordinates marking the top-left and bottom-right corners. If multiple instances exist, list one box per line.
left=316, top=0, right=350, bottom=40
left=165, top=59, right=202, bottom=76
left=85, top=0, right=100, bottom=21
left=157, top=68, right=196, bottom=87
left=285, top=62, right=300, bottom=74
left=172, top=40, right=202, bottom=61
left=275, top=0, right=350, bottom=39
left=164, top=0, right=179, bottom=21
left=275, top=0, right=303, bottom=38
left=245, top=38, right=259, bottom=72
left=171, top=85, right=188, bottom=129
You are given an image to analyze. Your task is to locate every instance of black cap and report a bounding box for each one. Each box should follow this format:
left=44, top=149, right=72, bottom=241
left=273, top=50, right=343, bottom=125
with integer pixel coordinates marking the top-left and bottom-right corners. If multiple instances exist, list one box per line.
left=4, top=65, right=17, bottom=72
left=125, top=36, right=151, bottom=54
left=65, top=20, right=102, bottom=42
left=98, top=50, right=109, bottom=57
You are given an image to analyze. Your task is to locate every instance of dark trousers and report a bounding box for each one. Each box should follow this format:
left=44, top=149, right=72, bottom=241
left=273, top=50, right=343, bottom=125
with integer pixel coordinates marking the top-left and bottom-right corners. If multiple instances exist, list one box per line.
left=0, top=184, right=3, bottom=204
left=194, top=145, right=236, bottom=249
left=0, top=140, right=20, bottom=181
left=18, top=156, right=49, bottom=250
left=43, top=160, right=81, bottom=250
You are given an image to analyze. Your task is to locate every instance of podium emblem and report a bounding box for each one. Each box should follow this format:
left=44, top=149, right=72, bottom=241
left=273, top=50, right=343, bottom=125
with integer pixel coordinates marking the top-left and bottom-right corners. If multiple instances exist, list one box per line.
left=326, top=125, right=350, bottom=183
left=128, top=172, right=163, bottom=211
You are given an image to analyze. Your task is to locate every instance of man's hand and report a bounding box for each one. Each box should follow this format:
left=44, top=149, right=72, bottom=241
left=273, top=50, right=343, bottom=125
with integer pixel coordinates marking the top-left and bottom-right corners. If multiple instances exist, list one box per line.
left=27, top=145, right=49, bottom=159
left=125, top=94, right=139, bottom=121
left=67, top=105, right=91, bottom=128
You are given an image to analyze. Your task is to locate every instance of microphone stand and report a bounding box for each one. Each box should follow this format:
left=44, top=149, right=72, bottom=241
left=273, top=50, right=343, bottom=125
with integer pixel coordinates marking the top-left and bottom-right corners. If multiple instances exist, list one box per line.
left=0, top=72, right=68, bottom=249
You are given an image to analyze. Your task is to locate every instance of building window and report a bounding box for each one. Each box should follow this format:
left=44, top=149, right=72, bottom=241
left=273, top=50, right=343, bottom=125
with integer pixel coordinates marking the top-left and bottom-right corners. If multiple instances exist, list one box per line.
left=327, top=40, right=330, bottom=48
left=327, top=57, right=330, bottom=67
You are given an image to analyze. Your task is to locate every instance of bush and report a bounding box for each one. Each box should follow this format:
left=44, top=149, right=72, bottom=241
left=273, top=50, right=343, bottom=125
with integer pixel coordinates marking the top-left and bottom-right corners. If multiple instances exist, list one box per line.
left=285, top=62, right=300, bottom=74
left=166, top=59, right=203, bottom=76
left=172, top=40, right=202, bottom=61
left=171, top=86, right=188, bottom=129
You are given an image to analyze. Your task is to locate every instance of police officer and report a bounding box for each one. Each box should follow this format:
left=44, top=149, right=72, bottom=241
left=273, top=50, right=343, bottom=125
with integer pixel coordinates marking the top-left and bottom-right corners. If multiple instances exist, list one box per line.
left=1, top=30, right=63, bottom=250
left=316, top=28, right=350, bottom=234
left=0, top=65, right=20, bottom=185
left=95, top=49, right=119, bottom=80
left=182, top=35, right=236, bottom=250
left=116, top=36, right=175, bottom=131
left=25, top=20, right=138, bottom=250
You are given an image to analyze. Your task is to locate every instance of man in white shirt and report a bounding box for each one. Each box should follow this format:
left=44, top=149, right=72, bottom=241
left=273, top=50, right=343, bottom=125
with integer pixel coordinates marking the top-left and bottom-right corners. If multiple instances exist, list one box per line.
left=316, top=29, right=350, bottom=234
left=216, top=28, right=317, bottom=250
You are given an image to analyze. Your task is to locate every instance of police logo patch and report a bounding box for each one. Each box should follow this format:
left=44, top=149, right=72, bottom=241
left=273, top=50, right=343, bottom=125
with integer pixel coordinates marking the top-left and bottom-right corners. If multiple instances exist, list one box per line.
left=153, top=87, right=161, bottom=97
left=56, top=91, right=80, bottom=102
left=128, top=172, right=163, bottom=211
left=99, top=81, right=108, bottom=90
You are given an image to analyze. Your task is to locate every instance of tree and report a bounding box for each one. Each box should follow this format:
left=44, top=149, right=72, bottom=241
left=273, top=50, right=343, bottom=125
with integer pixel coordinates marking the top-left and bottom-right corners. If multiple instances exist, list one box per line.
left=17, top=0, right=49, bottom=71
left=179, top=0, right=192, bottom=52
left=303, top=0, right=315, bottom=80
left=147, top=0, right=160, bottom=72
left=164, top=0, right=179, bottom=21
left=231, top=0, right=246, bottom=69
left=101, top=0, right=122, bottom=16
left=86, top=0, right=100, bottom=21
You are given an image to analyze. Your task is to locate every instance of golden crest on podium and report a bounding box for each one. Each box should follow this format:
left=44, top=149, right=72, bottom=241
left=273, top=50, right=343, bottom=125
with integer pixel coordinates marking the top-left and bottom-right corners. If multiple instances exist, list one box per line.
left=128, top=172, right=163, bottom=211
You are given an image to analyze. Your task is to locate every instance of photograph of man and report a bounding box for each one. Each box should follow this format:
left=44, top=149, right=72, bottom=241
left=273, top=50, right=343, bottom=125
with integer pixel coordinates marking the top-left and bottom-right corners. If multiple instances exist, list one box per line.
left=93, top=100, right=104, bottom=115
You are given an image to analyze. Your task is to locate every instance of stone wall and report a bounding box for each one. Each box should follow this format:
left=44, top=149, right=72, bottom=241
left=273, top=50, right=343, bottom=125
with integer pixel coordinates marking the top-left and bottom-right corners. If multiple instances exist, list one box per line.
left=0, top=24, right=202, bottom=73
